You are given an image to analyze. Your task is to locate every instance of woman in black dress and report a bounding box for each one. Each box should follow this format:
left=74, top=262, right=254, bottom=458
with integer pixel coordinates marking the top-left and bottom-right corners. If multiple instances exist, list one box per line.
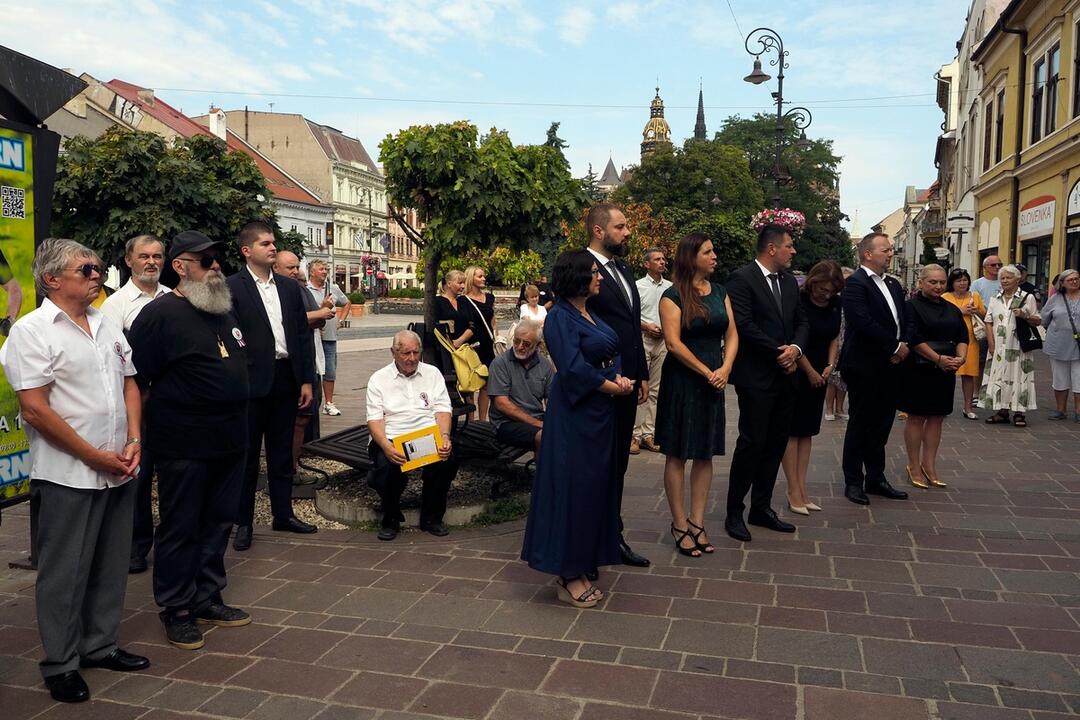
left=434, top=269, right=474, bottom=350
left=655, top=234, right=739, bottom=557
left=782, top=261, right=843, bottom=515
left=898, top=264, right=968, bottom=489
left=462, top=265, right=497, bottom=420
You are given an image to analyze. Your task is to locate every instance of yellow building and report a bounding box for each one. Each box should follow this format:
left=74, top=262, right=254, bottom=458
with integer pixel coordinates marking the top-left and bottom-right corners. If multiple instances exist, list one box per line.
left=972, top=0, right=1080, bottom=292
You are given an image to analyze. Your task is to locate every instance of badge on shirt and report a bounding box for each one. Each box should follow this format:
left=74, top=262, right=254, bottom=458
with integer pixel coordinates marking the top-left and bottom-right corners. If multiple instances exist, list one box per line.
left=113, top=341, right=126, bottom=365
left=419, top=392, right=430, bottom=408
left=231, top=327, right=246, bottom=348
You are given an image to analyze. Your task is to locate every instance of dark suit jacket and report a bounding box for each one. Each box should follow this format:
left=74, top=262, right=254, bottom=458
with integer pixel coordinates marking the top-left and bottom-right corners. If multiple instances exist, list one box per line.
left=726, top=261, right=809, bottom=391
left=226, top=268, right=315, bottom=398
left=586, top=252, right=648, bottom=382
left=838, top=267, right=907, bottom=376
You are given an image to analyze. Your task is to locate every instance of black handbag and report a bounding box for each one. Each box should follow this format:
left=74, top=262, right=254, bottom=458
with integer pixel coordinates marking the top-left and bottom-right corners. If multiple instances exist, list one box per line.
left=1014, top=293, right=1043, bottom=353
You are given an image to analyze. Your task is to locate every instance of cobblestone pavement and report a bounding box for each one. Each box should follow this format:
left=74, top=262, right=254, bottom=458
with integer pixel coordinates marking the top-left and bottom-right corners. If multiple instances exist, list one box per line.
left=2, top=347, right=1079, bottom=720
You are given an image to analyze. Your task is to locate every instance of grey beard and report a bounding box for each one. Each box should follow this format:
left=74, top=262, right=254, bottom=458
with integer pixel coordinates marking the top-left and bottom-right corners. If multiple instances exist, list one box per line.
left=133, top=269, right=160, bottom=285
left=180, top=275, right=233, bottom=314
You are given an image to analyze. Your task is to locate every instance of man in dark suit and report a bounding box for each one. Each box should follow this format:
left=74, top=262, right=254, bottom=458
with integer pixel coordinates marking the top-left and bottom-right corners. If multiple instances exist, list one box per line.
left=725, top=224, right=809, bottom=542
left=227, top=221, right=317, bottom=550
left=839, top=232, right=910, bottom=505
left=584, top=203, right=650, bottom=568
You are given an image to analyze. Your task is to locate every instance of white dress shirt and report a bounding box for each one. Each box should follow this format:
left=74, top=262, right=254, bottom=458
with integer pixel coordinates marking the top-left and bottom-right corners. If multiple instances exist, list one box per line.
left=99, top=278, right=169, bottom=331
left=636, top=273, right=672, bottom=326
left=860, top=265, right=901, bottom=342
left=0, top=299, right=135, bottom=489
left=366, top=361, right=452, bottom=439
left=247, top=266, right=289, bottom=359
left=587, top=247, right=633, bottom=307
left=754, top=260, right=802, bottom=355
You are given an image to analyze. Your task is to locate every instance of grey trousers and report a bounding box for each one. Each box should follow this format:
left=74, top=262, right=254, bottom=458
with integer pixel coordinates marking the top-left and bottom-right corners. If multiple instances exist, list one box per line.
left=31, top=478, right=134, bottom=679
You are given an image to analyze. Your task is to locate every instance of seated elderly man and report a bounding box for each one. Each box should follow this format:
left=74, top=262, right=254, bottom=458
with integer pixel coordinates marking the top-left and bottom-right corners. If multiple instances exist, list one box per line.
left=487, top=319, right=553, bottom=453
left=366, top=330, right=458, bottom=540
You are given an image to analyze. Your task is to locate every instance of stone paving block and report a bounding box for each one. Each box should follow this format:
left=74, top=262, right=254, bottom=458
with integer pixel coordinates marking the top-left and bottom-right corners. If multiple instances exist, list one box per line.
left=480, top=601, right=577, bottom=638
left=168, top=652, right=255, bottom=683
left=618, top=647, right=682, bottom=671
left=325, top=586, right=422, bottom=621
left=453, top=629, right=519, bottom=651
left=662, top=619, right=756, bottom=658
left=357, top=618, right=400, bottom=636
left=396, top=594, right=501, bottom=630
left=541, top=658, right=656, bottom=704
left=604, top=592, right=672, bottom=616
left=430, top=577, right=490, bottom=597
left=758, top=605, right=827, bottom=631
left=373, top=571, right=444, bottom=593
left=516, top=637, right=578, bottom=658
left=998, top=687, right=1069, bottom=711
left=197, top=687, right=269, bottom=718
left=374, top=551, right=452, bottom=575
left=583, top=701, right=697, bottom=720
left=251, top=695, right=327, bottom=720
left=819, top=542, right=914, bottom=561
left=611, top=572, right=698, bottom=598
left=936, top=702, right=1028, bottom=720
left=274, top=543, right=342, bottom=564
left=757, top=627, right=862, bottom=670
left=900, top=676, right=949, bottom=699
left=318, top=633, right=439, bottom=674
left=323, top=547, right=393, bottom=569
left=744, top=551, right=832, bottom=577
left=911, top=563, right=1002, bottom=591
left=798, top=666, right=844, bottom=687
left=957, top=646, right=1080, bottom=693
left=681, top=654, right=725, bottom=675
left=418, top=645, right=555, bottom=690
left=724, top=658, right=796, bottom=684
left=947, top=681, right=1000, bottom=704
left=912, top=533, right=984, bottom=551
left=487, top=691, right=582, bottom=720
left=666, top=597, right=759, bottom=625
left=0, top=685, right=56, bottom=720
left=255, top=580, right=353, bottom=613
left=318, top=615, right=363, bottom=633
left=945, top=598, right=1079, bottom=629
left=994, top=569, right=1080, bottom=595
left=223, top=576, right=288, bottom=606
left=803, top=687, right=929, bottom=720
left=566, top=610, right=670, bottom=649
left=249, top=627, right=346, bottom=663
left=909, top=619, right=1020, bottom=648
left=230, top=658, right=354, bottom=699
left=863, top=638, right=965, bottom=680
left=650, top=670, right=797, bottom=719
left=331, top=671, right=429, bottom=710
left=696, top=579, right=775, bottom=605
left=284, top=611, right=327, bottom=628
left=577, top=643, right=620, bottom=662
left=1013, top=627, right=1080, bottom=653
left=266, top=561, right=333, bottom=583
left=866, top=592, right=950, bottom=620
left=392, top=623, right=459, bottom=643
left=144, top=679, right=221, bottom=711
left=825, top=611, right=911, bottom=639
left=777, top=585, right=867, bottom=613
left=844, top=671, right=902, bottom=695
left=407, top=681, right=504, bottom=719
left=980, top=552, right=1050, bottom=570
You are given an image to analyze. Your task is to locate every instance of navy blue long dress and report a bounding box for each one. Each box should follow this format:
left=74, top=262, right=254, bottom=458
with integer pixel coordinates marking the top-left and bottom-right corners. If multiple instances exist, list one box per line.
left=521, top=299, right=623, bottom=577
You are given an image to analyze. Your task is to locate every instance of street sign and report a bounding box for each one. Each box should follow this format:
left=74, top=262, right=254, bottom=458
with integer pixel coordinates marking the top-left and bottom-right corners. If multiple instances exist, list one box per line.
left=946, top=211, right=975, bottom=229
left=366, top=266, right=373, bottom=275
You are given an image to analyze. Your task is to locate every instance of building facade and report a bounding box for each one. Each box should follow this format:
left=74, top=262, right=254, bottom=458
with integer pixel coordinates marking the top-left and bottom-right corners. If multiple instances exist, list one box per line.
left=386, top=206, right=422, bottom=289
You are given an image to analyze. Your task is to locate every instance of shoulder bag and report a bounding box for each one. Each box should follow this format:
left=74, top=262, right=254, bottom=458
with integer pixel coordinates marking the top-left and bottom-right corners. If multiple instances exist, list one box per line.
left=1059, top=294, right=1080, bottom=357
left=1014, top=292, right=1044, bottom=353
left=463, top=294, right=507, bottom=354
left=433, top=328, right=489, bottom=393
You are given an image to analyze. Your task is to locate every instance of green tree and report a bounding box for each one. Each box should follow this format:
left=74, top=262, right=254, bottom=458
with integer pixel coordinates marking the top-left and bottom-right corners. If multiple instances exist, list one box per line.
left=380, top=121, right=587, bottom=331
left=581, top=164, right=605, bottom=204
left=714, top=114, right=852, bottom=270
left=52, top=128, right=303, bottom=274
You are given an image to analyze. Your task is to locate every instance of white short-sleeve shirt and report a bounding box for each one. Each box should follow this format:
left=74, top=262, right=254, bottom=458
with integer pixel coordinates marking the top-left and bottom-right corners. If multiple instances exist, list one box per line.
left=99, top=278, right=169, bottom=331
left=0, top=299, right=136, bottom=489
left=366, top=361, right=452, bottom=439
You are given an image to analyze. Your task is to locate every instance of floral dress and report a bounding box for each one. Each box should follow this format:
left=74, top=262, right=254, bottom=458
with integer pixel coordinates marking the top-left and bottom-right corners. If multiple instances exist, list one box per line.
left=980, top=290, right=1038, bottom=412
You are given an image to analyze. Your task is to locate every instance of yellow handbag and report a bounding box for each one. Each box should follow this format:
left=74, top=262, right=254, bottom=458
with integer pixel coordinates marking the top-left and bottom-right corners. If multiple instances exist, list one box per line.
left=434, top=328, right=489, bottom=393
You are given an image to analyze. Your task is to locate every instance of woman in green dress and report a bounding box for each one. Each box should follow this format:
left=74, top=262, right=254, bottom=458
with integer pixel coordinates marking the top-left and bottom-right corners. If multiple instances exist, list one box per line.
left=654, top=234, right=739, bottom=558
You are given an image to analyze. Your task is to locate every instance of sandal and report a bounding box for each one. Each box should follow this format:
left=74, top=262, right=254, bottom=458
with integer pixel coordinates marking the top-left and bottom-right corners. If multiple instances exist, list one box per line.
left=1012, top=413, right=1027, bottom=427
left=555, top=577, right=600, bottom=608
left=962, top=410, right=978, bottom=420
left=670, top=523, right=702, bottom=558
left=985, top=412, right=1010, bottom=424
left=686, top=518, right=715, bottom=553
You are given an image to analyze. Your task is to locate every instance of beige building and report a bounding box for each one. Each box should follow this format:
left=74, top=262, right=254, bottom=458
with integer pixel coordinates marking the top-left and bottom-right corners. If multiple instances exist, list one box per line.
left=215, top=111, right=387, bottom=293
left=386, top=206, right=422, bottom=289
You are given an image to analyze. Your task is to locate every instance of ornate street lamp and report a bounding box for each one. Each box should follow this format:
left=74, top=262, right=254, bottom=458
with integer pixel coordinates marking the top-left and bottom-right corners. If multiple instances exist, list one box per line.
left=743, top=27, right=813, bottom=207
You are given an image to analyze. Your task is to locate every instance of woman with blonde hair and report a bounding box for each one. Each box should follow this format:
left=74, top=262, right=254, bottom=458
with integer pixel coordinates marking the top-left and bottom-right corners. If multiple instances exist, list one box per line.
left=462, top=265, right=497, bottom=420
left=435, top=269, right=473, bottom=349
left=982, top=264, right=1041, bottom=427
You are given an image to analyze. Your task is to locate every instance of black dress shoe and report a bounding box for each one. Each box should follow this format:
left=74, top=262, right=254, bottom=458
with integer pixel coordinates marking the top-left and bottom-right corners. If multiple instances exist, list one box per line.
left=233, top=525, right=252, bottom=551
left=724, top=516, right=752, bottom=542
left=272, top=516, right=318, bottom=534
left=747, top=508, right=796, bottom=533
left=844, top=486, right=870, bottom=505
left=128, top=556, right=148, bottom=574
left=377, top=523, right=399, bottom=541
left=420, top=522, right=450, bottom=537
left=80, top=648, right=150, bottom=672
left=585, top=569, right=599, bottom=582
left=619, top=540, right=651, bottom=567
left=866, top=480, right=909, bottom=500
left=44, top=670, right=89, bottom=703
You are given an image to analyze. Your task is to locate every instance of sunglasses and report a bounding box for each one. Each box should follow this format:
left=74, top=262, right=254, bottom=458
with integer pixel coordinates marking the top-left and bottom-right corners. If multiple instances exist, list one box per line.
left=177, top=253, right=221, bottom=269
left=68, top=263, right=103, bottom=278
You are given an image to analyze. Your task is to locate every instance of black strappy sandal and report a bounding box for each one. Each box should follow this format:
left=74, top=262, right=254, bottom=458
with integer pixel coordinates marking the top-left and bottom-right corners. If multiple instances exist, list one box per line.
left=671, top=523, right=702, bottom=557
left=686, top=518, right=716, bottom=554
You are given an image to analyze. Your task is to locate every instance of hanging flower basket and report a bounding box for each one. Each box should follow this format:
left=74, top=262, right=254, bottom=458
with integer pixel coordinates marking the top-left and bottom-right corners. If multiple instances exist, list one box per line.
left=751, top=208, right=806, bottom=236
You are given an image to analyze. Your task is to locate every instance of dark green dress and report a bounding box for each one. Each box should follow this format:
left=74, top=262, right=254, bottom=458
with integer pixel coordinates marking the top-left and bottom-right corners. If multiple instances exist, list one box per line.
left=654, top=283, right=729, bottom=460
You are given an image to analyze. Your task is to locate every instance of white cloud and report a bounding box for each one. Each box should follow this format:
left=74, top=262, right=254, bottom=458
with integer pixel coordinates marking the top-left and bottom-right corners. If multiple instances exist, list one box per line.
left=558, top=7, right=594, bottom=46
left=311, top=62, right=346, bottom=78
left=274, top=63, right=312, bottom=81
left=258, top=0, right=289, bottom=20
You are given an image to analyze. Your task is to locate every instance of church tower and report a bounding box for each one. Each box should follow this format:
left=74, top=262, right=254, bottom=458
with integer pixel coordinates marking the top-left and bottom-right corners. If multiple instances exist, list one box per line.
left=640, top=86, right=672, bottom=160
left=693, top=85, right=707, bottom=141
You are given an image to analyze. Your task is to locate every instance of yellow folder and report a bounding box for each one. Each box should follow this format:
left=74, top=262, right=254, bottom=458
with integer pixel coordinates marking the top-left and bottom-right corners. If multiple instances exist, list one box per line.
left=392, top=425, right=446, bottom=472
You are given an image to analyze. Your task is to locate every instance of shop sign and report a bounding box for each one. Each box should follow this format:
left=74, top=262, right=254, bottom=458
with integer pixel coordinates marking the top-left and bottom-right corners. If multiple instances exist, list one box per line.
left=1018, top=195, right=1055, bottom=241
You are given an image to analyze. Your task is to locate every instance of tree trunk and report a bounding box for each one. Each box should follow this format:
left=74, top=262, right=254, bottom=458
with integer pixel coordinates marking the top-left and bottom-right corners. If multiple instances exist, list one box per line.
left=422, top=250, right=441, bottom=364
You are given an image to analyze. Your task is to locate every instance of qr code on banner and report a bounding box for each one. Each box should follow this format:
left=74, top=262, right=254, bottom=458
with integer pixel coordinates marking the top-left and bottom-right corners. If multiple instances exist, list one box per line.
left=2, top=186, right=26, bottom=219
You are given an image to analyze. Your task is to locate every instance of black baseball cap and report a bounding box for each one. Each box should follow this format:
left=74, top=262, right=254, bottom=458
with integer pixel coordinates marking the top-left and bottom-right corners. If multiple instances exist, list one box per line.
left=1015, top=263, right=1027, bottom=273
left=168, top=230, right=224, bottom=261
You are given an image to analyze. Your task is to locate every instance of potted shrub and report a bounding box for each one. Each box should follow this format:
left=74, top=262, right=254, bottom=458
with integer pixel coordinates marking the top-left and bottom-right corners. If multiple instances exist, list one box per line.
left=348, top=291, right=366, bottom=316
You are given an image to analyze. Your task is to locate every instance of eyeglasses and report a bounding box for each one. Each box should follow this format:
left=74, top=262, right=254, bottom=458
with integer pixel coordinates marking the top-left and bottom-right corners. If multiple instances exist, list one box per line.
left=67, top=263, right=103, bottom=278
left=986, top=262, right=1003, bottom=267
left=177, top=254, right=221, bottom=269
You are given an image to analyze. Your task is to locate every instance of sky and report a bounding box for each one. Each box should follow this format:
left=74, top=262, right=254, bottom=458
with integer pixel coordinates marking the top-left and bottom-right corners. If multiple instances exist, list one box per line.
left=9, top=0, right=972, bottom=231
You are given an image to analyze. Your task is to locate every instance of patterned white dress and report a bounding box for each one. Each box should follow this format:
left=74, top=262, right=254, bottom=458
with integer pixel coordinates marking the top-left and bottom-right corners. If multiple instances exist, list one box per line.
left=980, top=290, right=1039, bottom=412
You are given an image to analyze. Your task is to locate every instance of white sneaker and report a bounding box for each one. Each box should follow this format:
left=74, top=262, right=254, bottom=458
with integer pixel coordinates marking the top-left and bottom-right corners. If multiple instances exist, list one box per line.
left=324, top=402, right=341, bottom=416
left=824, top=414, right=836, bottom=421
left=837, top=413, right=849, bottom=420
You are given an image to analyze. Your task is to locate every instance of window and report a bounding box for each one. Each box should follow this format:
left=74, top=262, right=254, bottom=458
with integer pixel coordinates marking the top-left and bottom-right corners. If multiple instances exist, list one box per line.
left=983, top=99, right=993, bottom=172
left=290, top=224, right=297, bottom=233
left=994, top=89, right=1005, bottom=164
left=1066, top=228, right=1079, bottom=272
left=1031, top=42, right=1061, bottom=143
left=316, top=228, right=322, bottom=243
left=1032, top=57, right=1045, bottom=143
left=1074, top=22, right=1080, bottom=118
left=307, top=227, right=314, bottom=242
left=1047, top=44, right=1060, bottom=134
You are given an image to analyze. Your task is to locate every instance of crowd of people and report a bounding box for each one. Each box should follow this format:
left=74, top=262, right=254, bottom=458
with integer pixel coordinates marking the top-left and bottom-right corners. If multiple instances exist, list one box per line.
left=4, top=202, right=1078, bottom=702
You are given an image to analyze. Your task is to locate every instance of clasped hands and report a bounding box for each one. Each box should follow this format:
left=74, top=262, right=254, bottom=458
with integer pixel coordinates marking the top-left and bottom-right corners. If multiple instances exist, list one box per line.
left=706, top=367, right=728, bottom=391
left=776, top=345, right=800, bottom=374
left=889, top=342, right=910, bottom=365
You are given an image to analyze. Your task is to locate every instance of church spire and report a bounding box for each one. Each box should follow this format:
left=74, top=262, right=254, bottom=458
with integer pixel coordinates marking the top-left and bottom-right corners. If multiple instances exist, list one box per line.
left=693, top=83, right=707, bottom=141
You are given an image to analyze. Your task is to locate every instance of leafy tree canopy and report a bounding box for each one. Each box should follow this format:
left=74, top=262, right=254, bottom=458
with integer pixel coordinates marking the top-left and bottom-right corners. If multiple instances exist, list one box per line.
left=560, top=202, right=678, bottom=270
left=52, top=128, right=303, bottom=275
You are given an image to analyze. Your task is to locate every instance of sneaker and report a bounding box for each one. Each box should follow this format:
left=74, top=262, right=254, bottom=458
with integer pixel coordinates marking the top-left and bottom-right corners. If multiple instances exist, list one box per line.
left=194, top=603, right=251, bottom=627
left=323, top=402, right=341, bottom=416
left=629, top=437, right=641, bottom=455
left=640, top=436, right=661, bottom=453
left=824, top=414, right=836, bottom=421
left=162, top=613, right=204, bottom=650
left=837, top=412, right=849, bottom=420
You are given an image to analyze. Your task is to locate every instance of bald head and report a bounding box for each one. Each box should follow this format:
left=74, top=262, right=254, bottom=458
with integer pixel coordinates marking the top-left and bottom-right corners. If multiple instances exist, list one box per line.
left=273, top=250, right=301, bottom=280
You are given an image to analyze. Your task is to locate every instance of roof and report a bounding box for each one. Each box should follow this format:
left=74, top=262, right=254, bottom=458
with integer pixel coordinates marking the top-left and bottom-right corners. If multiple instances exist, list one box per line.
left=598, top=158, right=622, bottom=186
left=306, top=121, right=381, bottom=176
left=105, top=80, right=327, bottom=208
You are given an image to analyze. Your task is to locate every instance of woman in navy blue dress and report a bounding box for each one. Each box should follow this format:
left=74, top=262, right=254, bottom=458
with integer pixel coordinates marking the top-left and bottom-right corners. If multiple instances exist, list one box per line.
left=521, top=250, right=635, bottom=608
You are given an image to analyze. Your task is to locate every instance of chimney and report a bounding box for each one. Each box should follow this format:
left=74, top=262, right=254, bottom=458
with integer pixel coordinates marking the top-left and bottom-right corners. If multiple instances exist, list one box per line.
left=137, top=88, right=154, bottom=105
left=207, top=107, right=227, bottom=141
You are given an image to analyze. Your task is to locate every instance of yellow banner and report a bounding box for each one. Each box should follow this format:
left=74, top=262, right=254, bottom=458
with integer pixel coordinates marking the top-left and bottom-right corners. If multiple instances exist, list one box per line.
left=0, top=125, right=34, bottom=506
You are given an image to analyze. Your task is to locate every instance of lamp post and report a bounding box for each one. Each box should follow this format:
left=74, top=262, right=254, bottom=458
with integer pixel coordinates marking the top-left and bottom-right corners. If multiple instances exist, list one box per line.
left=743, top=27, right=813, bottom=208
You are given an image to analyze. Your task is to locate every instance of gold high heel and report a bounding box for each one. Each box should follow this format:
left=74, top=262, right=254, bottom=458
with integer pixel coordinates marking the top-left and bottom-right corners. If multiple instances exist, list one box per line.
left=907, top=465, right=928, bottom=489
left=920, top=465, right=947, bottom=488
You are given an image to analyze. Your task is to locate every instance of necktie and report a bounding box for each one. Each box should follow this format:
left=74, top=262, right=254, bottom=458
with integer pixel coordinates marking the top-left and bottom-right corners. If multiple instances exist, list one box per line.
left=768, top=273, right=783, bottom=311
left=609, top=261, right=632, bottom=308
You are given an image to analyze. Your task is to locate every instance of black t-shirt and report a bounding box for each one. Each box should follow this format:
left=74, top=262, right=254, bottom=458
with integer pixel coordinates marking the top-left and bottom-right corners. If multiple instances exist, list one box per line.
left=128, top=293, right=250, bottom=459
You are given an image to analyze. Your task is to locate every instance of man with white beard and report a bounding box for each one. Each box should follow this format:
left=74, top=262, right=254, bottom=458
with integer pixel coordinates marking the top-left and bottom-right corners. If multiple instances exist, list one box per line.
left=128, top=231, right=252, bottom=651
left=486, top=319, right=553, bottom=453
